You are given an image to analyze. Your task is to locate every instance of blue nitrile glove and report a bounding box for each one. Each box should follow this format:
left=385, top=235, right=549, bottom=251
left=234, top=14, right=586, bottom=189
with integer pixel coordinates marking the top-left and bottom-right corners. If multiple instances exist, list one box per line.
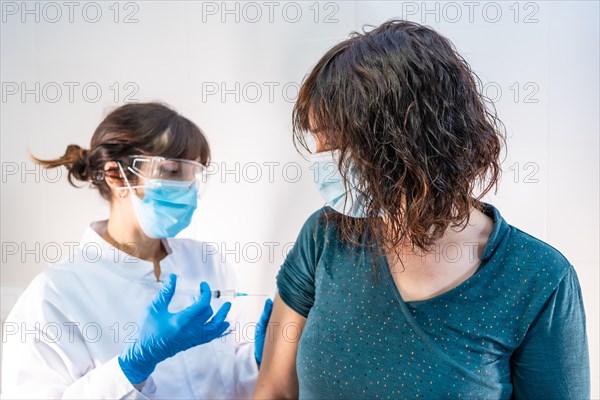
left=118, top=274, right=231, bottom=384
left=254, top=298, right=273, bottom=366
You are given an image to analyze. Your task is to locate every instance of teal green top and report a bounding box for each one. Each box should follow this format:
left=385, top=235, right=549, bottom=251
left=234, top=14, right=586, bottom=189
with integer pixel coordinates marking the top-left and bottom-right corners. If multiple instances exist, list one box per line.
left=276, top=203, right=590, bottom=399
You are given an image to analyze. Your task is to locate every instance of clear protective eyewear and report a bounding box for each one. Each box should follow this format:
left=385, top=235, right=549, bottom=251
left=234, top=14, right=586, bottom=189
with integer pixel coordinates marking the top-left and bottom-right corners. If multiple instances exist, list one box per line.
left=121, top=155, right=207, bottom=191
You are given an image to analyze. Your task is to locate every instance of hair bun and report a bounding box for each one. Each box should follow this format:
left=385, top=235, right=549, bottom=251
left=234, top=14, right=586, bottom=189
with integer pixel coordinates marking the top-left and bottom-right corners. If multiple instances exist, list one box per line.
left=65, top=144, right=90, bottom=181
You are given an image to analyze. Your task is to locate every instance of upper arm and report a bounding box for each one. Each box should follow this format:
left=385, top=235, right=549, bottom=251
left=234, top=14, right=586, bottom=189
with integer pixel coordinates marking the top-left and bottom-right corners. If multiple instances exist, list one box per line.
left=510, top=266, right=590, bottom=400
left=253, top=209, right=325, bottom=399
left=253, top=294, right=306, bottom=399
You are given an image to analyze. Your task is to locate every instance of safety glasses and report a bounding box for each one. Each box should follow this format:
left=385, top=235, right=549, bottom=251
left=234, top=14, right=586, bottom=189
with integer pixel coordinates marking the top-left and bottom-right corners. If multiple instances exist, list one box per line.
left=120, top=155, right=207, bottom=191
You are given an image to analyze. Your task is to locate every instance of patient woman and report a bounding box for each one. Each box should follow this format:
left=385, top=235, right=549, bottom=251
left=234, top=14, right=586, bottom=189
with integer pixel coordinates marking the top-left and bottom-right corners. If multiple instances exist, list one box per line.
left=254, top=20, right=589, bottom=399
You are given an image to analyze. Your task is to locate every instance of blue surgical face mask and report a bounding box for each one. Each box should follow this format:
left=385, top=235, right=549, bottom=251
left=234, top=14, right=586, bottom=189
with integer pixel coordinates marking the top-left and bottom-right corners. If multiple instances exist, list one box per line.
left=131, top=182, right=198, bottom=238
left=307, top=150, right=370, bottom=218
left=118, top=163, right=198, bottom=238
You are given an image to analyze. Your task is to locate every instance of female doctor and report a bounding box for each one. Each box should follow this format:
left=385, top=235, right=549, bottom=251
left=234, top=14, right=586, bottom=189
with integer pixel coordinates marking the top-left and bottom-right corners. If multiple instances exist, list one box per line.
left=2, top=102, right=273, bottom=399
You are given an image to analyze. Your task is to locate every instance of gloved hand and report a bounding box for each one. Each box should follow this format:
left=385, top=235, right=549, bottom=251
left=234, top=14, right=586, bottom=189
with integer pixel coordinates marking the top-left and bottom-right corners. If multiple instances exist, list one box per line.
left=254, top=298, right=273, bottom=366
left=118, top=273, right=231, bottom=384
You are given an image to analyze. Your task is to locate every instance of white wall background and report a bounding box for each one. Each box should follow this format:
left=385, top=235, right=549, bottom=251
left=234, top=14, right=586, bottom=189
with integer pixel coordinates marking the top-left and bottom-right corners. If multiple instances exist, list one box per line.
left=1, top=0, right=598, bottom=396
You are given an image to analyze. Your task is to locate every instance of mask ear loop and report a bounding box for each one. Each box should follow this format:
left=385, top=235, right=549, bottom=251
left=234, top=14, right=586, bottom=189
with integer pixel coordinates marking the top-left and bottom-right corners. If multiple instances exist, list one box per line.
left=116, top=162, right=135, bottom=199
left=305, top=149, right=341, bottom=163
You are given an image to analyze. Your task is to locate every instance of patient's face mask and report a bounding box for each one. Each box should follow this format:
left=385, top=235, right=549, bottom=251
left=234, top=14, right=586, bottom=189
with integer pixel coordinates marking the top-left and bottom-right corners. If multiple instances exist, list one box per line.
left=117, top=155, right=206, bottom=238
left=307, top=150, right=370, bottom=218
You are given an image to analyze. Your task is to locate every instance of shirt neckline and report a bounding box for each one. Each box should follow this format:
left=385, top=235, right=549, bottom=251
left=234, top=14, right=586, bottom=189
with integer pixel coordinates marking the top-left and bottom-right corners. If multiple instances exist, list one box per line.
left=78, top=220, right=175, bottom=284
left=378, top=202, right=509, bottom=308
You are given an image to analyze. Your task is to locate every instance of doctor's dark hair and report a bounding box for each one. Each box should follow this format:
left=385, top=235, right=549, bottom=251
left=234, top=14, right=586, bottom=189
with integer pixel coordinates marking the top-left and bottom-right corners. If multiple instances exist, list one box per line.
left=32, top=102, right=210, bottom=201
left=293, top=19, right=505, bottom=255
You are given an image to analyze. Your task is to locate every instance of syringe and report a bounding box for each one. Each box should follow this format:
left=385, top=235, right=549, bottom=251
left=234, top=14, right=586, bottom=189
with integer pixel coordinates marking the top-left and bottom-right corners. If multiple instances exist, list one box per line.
left=182, top=289, right=265, bottom=301
left=211, top=290, right=249, bottom=299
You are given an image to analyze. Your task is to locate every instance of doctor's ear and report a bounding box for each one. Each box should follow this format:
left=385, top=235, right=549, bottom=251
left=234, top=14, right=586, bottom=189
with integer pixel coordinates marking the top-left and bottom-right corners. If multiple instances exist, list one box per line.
left=103, top=161, right=127, bottom=190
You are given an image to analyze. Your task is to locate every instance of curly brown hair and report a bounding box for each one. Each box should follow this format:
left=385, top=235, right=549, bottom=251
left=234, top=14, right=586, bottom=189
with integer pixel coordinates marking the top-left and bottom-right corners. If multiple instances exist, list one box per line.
left=293, top=19, right=505, bottom=255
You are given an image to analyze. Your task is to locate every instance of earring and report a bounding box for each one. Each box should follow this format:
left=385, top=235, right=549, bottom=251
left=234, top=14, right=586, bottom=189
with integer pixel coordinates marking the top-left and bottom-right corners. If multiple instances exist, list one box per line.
left=118, top=190, right=127, bottom=199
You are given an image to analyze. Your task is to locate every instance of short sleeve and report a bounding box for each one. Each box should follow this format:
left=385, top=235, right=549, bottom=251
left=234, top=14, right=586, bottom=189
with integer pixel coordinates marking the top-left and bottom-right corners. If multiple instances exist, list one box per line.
left=276, top=209, right=326, bottom=318
left=510, top=265, right=590, bottom=399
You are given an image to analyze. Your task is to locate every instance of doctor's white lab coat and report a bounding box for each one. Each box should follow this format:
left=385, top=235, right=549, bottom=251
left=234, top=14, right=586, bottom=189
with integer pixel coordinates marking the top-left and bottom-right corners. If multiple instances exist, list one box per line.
left=1, top=221, right=259, bottom=399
